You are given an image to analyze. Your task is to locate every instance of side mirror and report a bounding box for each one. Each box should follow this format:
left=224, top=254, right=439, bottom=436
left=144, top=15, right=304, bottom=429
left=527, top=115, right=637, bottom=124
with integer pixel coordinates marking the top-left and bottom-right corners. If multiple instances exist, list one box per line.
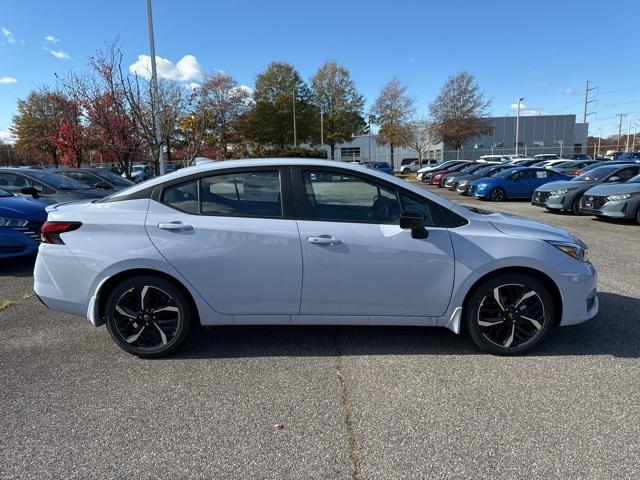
left=607, top=176, right=621, bottom=182
left=94, top=181, right=112, bottom=190
left=400, top=210, right=428, bottom=239
left=21, top=186, right=39, bottom=199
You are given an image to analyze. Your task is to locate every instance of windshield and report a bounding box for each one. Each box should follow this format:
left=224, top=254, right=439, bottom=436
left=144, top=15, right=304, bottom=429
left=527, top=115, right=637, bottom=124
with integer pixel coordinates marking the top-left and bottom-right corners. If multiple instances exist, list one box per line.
left=0, top=188, right=13, bottom=197
left=492, top=167, right=521, bottom=179
left=574, top=166, right=618, bottom=181
left=95, top=170, right=135, bottom=186
left=628, top=174, right=640, bottom=183
left=23, top=169, right=91, bottom=190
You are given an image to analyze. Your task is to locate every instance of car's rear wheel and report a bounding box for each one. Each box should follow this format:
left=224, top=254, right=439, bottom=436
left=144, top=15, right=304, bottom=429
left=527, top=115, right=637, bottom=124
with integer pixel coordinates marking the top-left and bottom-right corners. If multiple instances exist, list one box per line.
left=105, top=275, right=192, bottom=358
left=465, top=273, right=555, bottom=355
left=489, top=188, right=505, bottom=202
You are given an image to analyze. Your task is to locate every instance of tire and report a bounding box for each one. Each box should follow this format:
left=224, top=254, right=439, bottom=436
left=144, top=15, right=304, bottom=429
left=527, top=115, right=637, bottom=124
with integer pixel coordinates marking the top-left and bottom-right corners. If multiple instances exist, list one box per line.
left=489, top=188, right=505, bottom=202
left=571, top=195, right=583, bottom=215
left=401, top=168, right=410, bottom=175
left=465, top=273, right=556, bottom=355
left=105, top=275, right=192, bottom=358
left=635, top=206, right=640, bottom=225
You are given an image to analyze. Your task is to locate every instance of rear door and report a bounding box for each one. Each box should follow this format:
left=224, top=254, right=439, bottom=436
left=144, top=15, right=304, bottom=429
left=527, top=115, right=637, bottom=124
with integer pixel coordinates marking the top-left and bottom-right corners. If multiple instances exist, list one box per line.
left=145, top=167, right=303, bottom=315
left=508, top=169, right=533, bottom=197
left=292, top=167, right=455, bottom=319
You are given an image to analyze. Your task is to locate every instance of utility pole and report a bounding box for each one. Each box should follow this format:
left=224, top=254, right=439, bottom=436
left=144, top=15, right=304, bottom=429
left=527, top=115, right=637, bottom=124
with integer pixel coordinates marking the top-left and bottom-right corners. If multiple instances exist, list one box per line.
left=145, top=0, right=165, bottom=175
left=583, top=80, right=597, bottom=124
left=616, top=113, right=625, bottom=150
left=515, top=97, right=524, bottom=155
left=292, top=80, right=297, bottom=148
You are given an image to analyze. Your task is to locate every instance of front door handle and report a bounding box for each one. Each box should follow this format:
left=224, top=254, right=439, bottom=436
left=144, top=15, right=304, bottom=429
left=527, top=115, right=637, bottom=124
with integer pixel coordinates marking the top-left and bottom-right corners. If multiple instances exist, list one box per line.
left=307, top=235, right=342, bottom=246
left=158, top=222, right=193, bottom=231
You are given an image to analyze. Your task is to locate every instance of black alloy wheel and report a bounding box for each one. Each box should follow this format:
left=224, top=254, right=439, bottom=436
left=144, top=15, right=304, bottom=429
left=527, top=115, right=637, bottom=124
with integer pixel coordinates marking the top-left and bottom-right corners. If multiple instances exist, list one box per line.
left=466, top=273, right=555, bottom=354
left=489, top=188, right=505, bottom=202
left=105, top=276, right=192, bottom=358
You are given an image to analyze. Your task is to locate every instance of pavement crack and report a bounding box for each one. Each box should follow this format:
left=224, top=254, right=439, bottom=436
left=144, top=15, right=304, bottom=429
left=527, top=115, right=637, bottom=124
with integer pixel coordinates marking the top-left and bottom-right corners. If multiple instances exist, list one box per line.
left=334, top=333, right=363, bottom=480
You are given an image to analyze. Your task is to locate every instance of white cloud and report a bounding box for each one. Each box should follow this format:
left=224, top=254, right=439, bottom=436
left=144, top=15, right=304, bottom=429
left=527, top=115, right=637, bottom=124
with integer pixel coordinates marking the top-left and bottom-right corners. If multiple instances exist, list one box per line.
left=44, top=35, right=60, bottom=44
left=510, top=102, right=544, bottom=116
left=1, top=27, right=16, bottom=45
left=0, top=76, right=17, bottom=84
left=0, top=131, right=15, bottom=143
left=129, top=54, right=204, bottom=82
left=47, top=48, right=71, bottom=60
left=564, top=88, right=576, bottom=95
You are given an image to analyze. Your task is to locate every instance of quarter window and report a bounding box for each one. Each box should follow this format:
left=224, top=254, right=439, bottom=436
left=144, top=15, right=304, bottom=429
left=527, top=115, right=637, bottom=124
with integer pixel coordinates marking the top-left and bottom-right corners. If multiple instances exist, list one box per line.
left=162, top=180, right=199, bottom=214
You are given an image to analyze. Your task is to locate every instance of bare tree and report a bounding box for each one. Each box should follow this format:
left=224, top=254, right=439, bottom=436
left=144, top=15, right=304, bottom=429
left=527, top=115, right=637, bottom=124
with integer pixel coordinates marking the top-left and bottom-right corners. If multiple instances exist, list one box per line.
left=406, top=119, right=437, bottom=167
left=201, top=72, right=252, bottom=158
left=429, top=71, right=492, bottom=152
left=371, top=77, right=414, bottom=167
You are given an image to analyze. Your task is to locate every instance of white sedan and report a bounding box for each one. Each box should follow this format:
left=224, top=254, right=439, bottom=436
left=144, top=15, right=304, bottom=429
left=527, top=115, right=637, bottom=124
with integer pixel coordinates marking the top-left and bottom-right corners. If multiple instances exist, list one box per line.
left=34, top=158, right=598, bottom=357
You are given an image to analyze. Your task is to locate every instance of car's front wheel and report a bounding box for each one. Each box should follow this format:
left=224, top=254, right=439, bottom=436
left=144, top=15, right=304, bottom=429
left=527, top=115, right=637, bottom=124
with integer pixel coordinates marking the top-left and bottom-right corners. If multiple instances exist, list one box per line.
left=489, top=188, right=505, bottom=202
left=105, top=275, right=192, bottom=358
left=465, top=273, right=555, bottom=355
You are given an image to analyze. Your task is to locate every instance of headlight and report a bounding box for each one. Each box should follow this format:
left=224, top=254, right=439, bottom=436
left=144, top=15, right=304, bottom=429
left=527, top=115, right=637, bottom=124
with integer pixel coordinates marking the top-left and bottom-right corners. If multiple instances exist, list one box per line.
left=476, top=183, right=488, bottom=189
left=606, top=192, right=639, bottom=201
left=459, top=180, right=468, bottom=186
left=549, top=189, right=569, bottom=196
left=0, top=217, right=29, bottom=227
left=546, top=240, right=589, bottom=262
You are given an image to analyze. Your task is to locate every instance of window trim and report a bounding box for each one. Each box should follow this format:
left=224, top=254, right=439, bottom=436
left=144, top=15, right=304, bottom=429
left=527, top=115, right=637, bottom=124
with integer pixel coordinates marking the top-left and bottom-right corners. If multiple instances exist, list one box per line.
left=155, top=166, right=294, bottom=219
left=290, top=166, right=460, bottom=228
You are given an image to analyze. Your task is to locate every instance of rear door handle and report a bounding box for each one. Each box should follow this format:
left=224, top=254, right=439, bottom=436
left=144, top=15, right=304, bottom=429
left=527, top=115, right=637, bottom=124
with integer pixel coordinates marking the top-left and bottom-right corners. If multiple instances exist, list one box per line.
left=307, top=235, right=342, bottom=246
left=158, top=222, right=193, bottom=231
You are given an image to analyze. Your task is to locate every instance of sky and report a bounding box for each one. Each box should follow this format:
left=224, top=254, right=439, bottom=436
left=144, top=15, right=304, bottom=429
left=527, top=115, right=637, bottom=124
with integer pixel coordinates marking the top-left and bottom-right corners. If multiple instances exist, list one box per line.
left=1, top=0, right=639, bottom=142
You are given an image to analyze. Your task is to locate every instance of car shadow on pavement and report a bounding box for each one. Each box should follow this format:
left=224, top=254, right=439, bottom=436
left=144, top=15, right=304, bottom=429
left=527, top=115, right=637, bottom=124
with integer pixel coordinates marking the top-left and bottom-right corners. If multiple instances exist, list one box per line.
left=172, top=292, right=640, bottom=360
left=0, top=255, right=36, bottom=277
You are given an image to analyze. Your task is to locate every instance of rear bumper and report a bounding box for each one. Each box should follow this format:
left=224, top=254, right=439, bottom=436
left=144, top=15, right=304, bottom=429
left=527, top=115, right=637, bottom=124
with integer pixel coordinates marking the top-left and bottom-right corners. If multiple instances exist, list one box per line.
left=33, top=244, right=96, bottom=320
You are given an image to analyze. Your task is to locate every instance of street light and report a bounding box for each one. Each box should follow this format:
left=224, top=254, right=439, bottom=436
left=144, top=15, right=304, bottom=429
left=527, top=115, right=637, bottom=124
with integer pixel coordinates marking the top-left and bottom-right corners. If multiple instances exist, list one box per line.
left=515, top=97, right=524, bottom=156
left=292, top=79, right=297, bottom=148
left=145, top=0, right=165, bottom=175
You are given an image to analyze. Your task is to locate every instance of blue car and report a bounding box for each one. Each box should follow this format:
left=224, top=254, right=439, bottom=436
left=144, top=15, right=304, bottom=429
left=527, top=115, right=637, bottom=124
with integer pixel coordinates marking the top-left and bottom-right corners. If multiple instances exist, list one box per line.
left=364, top=162, right=395, bottom=175
left=0, top=187, right=47, bottom=259
left=468, top=167, right=570, bottom=201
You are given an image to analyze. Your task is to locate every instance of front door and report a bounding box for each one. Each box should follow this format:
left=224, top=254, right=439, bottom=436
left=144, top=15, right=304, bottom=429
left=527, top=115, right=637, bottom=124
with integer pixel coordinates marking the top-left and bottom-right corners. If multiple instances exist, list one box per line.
left=145, top=168, right=302, bottom=315
left=293, top=168, right=455, bottom=318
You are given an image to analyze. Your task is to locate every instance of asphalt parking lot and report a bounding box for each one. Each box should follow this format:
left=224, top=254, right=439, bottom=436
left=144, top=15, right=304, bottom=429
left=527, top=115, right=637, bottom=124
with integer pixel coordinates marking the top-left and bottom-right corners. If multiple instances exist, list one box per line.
left=1, top=183, right=639, bottom=480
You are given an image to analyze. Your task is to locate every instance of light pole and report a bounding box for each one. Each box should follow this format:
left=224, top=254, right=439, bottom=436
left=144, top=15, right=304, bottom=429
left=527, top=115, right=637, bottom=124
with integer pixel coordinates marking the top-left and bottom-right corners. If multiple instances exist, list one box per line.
left=626, top=115, right=633, bottom=152
left=320, top=108, right=324, bottom=150
left=515, top=97, right=524, bottom=155
left=368, top=115, right=373, bottom=163
left=597, top=129, right=602, bottom=157
left=292, top=79, right=297, bottom=148
left=146, top=0, right=165, bottom=175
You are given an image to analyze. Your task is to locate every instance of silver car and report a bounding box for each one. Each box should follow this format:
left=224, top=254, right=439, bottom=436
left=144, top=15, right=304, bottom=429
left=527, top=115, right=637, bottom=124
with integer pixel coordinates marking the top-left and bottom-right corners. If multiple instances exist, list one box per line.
left=34, top=158, right=598, bottom=358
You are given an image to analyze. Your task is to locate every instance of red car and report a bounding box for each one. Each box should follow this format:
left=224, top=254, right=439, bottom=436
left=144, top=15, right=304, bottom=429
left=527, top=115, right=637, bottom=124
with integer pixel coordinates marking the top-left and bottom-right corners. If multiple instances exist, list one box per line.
left=429, top=162, right=475, bottom=186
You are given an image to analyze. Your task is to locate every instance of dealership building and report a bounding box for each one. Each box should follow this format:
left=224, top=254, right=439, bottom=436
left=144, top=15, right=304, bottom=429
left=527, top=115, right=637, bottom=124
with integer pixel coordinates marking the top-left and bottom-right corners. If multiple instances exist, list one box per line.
left=327, top=114, right=588, bottom=169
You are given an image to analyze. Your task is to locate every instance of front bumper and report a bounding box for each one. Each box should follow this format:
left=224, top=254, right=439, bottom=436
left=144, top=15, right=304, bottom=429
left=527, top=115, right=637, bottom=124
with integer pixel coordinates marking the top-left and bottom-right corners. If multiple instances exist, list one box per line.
left=579, top=198, right=636, bottom=219
left=549, top=258, right=599, bottom=326
left=0, top=226, right=40, bottom=259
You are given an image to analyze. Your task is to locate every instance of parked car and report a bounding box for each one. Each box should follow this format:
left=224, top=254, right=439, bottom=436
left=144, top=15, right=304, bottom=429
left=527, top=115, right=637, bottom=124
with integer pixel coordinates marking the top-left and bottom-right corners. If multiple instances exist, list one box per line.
left=426, top=162, right=476, bottom=185
left=441, top=163, right=489, bottom=189
left=579, top=173, right=640, bottom=223
left=363, top=162, right=394, bottom=175
left=0, top=168, right=109, bottom=204
left=531, top=159, right=569, bottom=168
left=468, top=167, right=569, bottom=201
left=508, top=158, right=542, bottom=167
left=561, top=154, right=592, bottom=161
left=421, top=161, right=473, bottom=183
left=550, top=160, right=600, bottom=176
left=399, top=159, right=423, bottom=174
left=455, top=164, right=517, bottom=194
left=477, top=155, right=509, bottom=163
left=54, top=168, right=135, bottom=191
left=34, top=158, right=598, bottom=357
left=617, top=152, right=640, bottom=162
left=0, top=187, right=47, bottom=259
left=126, top=164, right=154, bottom=183
left=532, top=164, right=640, bottom=214
left=416, top=160, right=468, bottom=181
left=534, top=154, right=561, bottom=161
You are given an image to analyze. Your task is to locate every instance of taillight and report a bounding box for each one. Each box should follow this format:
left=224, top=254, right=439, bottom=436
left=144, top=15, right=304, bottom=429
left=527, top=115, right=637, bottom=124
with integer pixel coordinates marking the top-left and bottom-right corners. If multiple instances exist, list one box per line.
left=41, top=221, right=82, bottom=244
left=572, top=170, right=583, bottom=176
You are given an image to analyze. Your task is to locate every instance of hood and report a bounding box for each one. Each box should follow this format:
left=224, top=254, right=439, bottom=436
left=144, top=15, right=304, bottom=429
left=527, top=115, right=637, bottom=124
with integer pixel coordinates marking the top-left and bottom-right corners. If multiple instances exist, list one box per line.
left=583, top=182, right=640, bottom=196
left=469, top=176, right=501, bottom=185
left=0, top=195, right=48, bottom=222
left=453, top=204, right=574, bottom=242
left=535, top=179, right=594, bottom=192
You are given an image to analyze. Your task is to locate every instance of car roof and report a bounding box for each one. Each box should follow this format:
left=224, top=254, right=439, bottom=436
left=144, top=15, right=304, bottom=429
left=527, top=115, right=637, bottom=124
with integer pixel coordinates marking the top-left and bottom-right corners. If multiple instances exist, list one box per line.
left=108, top=158, right=457, bottom=208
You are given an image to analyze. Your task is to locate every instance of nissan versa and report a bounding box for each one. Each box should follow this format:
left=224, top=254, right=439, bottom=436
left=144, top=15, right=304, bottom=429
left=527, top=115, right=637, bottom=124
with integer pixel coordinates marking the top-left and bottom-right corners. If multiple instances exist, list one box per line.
left=34, top=159, right=598, bottom=358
